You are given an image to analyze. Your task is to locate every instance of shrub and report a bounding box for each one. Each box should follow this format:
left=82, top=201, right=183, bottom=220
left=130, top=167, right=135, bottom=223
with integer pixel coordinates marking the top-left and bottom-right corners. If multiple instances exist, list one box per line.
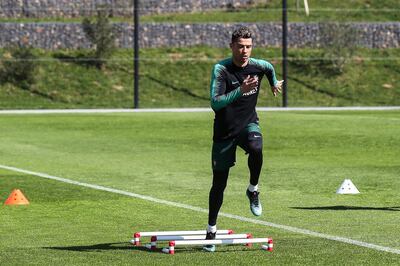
left=82, top=5, right=116, bottom=69
left=0, top=46, right=38, bottom=90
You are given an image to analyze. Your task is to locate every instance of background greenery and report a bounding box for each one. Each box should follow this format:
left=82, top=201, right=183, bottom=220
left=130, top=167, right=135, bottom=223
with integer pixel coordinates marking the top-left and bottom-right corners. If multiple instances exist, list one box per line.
left=0, top=47, right=399, bottom=109
left=0, top=0, right=399, bottom=109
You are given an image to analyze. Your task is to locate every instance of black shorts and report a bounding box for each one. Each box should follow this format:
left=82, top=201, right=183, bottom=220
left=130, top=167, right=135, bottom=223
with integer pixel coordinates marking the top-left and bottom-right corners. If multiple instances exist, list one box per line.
left=212, top=123, right=262, bottom=171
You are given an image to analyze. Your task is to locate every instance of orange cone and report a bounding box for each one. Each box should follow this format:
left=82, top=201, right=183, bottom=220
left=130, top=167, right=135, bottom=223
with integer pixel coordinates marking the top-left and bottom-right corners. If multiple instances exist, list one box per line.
left=4, top=189, right=30, bottom=205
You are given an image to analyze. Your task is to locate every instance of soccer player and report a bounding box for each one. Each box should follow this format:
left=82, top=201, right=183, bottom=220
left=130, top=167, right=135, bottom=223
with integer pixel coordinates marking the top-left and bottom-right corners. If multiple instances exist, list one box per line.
left=204, top=26, right=284, bottom=252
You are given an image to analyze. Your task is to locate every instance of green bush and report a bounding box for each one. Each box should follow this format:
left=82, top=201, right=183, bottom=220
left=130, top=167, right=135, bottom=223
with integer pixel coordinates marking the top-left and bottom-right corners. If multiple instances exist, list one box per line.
left=0, top=46, right=38, bottom=90
left=82, top=5, right=116, bottom=69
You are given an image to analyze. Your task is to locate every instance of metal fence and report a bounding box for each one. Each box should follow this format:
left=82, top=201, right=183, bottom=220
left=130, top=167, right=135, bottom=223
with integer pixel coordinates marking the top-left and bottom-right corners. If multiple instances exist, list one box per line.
left=0, top=1, right=399, bottom=109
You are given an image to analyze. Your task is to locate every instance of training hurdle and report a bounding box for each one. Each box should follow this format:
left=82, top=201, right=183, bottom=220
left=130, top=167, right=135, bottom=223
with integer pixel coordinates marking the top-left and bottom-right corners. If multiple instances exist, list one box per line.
left=162, top=237, right=273, bottom=254
left=145, top=233, right=252, bottom=250
left=131, top=229, right=233, bottom=246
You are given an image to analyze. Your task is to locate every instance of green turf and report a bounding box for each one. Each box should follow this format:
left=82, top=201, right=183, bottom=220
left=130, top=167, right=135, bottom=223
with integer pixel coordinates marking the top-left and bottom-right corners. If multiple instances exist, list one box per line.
left=1, top=47, right=399, bottom=109
left=0, top=110, right=399, bottom=265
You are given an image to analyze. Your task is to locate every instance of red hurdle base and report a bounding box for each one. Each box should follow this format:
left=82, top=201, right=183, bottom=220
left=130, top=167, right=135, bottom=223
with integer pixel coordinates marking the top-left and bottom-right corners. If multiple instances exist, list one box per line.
left=161, top=238, right=273, bottom=255
left=144, top=233, right=253, bottom=250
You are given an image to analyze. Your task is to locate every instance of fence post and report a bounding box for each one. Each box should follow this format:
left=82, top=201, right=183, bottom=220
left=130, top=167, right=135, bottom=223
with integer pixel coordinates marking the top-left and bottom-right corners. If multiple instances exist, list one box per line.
left=282, top=0, right=288, bottom=107
left=133, top=0, right=139, bottom=108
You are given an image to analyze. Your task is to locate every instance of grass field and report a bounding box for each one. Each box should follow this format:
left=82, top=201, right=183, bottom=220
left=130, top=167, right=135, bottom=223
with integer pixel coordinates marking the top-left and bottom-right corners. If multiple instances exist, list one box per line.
left=0, top=110, right=399, bottom=265
left=1, top=47, right=399, bottom=109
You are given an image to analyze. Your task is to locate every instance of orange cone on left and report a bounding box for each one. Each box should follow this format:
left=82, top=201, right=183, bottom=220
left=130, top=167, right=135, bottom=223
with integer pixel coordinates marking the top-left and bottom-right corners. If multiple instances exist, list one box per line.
left=4, top=189, right=30, bottom=205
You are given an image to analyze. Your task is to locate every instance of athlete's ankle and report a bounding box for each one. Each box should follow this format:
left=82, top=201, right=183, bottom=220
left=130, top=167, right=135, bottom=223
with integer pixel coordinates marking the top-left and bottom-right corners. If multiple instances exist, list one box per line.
left=248, top=184, right=258, bottom=192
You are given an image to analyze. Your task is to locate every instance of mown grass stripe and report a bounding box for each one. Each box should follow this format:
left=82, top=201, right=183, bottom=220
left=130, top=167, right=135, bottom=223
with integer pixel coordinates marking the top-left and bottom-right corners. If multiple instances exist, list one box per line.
left=1, top=164, right=399, bottom=255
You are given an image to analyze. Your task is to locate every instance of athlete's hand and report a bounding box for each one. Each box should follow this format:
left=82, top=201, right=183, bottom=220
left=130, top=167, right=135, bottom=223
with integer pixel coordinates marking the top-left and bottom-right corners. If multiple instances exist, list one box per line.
left=240, top=75, right=259, bottom=94
left=271, top=80, right=284, bottom=97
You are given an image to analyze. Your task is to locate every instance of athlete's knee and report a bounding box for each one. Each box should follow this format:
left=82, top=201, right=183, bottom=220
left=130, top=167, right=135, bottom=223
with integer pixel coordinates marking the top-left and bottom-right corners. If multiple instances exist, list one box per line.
left=211, top=179, right=228, bottom=193
left=211, top=169, right=229, bottom=192
left=249, top=141, right=262, bottom=154
left=248, top=132, right=263, bottom=155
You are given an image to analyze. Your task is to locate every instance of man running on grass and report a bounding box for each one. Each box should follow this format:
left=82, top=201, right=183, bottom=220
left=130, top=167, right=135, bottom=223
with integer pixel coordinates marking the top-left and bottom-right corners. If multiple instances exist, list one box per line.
left=204, top=26, right=284, bottom=252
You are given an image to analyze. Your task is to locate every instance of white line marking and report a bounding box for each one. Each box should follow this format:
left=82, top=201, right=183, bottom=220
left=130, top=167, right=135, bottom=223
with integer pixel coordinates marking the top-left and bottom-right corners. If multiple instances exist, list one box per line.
left=0, top=108, right=210, bottom=114
left=1, top=164, right=399, bottom=255
left=0, top=106, right=400, bottom=115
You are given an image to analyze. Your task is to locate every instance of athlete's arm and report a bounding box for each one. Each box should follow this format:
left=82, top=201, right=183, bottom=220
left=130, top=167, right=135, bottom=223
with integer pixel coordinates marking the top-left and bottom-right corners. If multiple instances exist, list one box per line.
left=250, top=58, right=283, bottom=97
left=210, top=64, right=242, bottom=111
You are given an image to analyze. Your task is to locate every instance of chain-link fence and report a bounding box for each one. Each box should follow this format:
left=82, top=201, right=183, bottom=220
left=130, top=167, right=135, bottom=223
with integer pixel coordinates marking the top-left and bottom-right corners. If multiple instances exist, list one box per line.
left=0, top=0, right=399, bottom=109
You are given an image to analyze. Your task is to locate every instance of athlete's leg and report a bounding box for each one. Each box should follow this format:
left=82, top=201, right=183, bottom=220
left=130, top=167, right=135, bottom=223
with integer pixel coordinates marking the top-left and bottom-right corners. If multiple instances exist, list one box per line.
left=245, top=132, right=263, bottom=216
left=208, top=169, right=229, bottom=226
left=238, top=128, right=263, bottom=187
left=208, top=139, right=237, bottom=226
left=239, top=125, right=263, bottom=216
left=247, top=132, right=263, bottom=186
left=205, top=139, right=237, bottom=252
left=204, top=168, right=230, bottom=252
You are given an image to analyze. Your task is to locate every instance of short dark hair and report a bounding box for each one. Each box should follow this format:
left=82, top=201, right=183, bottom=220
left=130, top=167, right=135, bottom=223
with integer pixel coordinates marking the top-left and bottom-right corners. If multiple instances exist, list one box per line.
left=231, top=26, right=253, bottom=43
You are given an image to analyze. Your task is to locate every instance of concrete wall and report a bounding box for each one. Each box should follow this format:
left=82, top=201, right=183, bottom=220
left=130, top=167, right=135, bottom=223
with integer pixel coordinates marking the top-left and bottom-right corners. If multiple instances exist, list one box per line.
left=0, top=22, right=399, bottom=49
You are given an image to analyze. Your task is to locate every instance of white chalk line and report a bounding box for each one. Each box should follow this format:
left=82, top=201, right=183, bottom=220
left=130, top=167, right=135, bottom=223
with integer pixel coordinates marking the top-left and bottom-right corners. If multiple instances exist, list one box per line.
left=0, top=106, right=400, bottom=115
left=1, top=164, right=399, bottom=255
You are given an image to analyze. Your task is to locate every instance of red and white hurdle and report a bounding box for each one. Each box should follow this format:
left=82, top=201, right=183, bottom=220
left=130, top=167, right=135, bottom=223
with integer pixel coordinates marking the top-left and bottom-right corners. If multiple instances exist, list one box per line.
left=145, top=233, right=253, bottom=250
left=162, top=237, right=273, bottom=255
left=131, top=229, right=233, bottom=246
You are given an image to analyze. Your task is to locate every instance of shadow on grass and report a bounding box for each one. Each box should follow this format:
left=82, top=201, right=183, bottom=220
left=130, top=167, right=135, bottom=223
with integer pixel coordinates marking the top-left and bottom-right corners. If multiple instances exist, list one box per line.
left=291, top=206, right=400, bottom=211
left=53, top=52, right=97, bottom=68
left=0, top=79, right=69, bottom=103
left=177, top=246, right=262, bottom=254
left=44, top=243, right=263, bottom=254
left=288, top=59, right=360, bottom=103
left=289, top=59, right=341, bottom=78
left=145, top=75, right=209, bottom=101
left=43, top=242, right=149, bottom=252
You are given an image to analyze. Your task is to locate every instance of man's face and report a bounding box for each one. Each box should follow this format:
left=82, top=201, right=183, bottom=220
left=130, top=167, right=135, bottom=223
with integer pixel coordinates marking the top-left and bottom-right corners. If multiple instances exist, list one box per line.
left=230, top=38, right=253, bottom=66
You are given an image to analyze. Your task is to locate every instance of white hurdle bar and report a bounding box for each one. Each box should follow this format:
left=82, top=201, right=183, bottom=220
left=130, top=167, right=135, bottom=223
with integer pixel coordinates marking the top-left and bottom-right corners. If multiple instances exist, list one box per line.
left=162, top=237, right=273, bottom=254
left=145, top=233, right=252, bottom=250
left=131, top=229, right=233, bottom=246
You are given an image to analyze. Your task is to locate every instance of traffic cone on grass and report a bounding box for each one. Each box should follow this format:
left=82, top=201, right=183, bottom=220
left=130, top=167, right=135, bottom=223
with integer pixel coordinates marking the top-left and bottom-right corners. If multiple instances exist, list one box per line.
left=4, top=189, right=30, bottom=205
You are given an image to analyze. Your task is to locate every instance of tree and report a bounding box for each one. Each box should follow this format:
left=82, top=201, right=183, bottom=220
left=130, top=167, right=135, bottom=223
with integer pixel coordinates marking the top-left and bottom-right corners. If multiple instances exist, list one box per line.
left=82, top=5, right=116, bottom=69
